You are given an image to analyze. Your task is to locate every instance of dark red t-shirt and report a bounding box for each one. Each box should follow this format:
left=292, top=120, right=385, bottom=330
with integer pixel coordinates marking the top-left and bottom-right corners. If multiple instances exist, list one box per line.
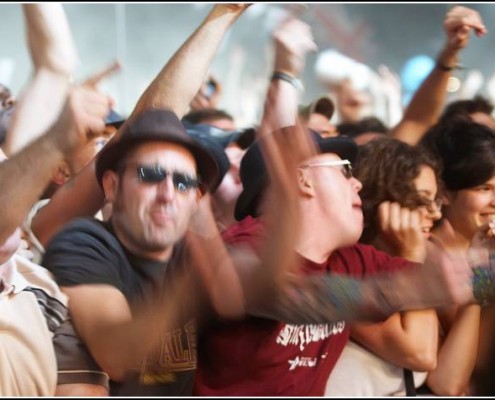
left=194, top=216, right=409, bottom=396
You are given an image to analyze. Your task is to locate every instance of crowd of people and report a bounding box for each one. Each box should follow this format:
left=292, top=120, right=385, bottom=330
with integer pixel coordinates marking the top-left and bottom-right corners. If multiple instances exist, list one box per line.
left=3, top=3, right=495, bottom=397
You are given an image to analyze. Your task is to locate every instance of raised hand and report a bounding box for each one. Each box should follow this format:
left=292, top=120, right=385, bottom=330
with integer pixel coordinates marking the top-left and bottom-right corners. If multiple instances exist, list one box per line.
left=377, top=201, right=426, bottom=262
left=49, top=85, right=111, bottom=155
left=273, top=17, right=317, bottom=78
left=444, top=6, right=487, bottom=52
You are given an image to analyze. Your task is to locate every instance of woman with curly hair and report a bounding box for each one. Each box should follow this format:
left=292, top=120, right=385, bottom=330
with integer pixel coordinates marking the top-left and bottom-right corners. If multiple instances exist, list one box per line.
left=326, top=136, right=442, bottom=396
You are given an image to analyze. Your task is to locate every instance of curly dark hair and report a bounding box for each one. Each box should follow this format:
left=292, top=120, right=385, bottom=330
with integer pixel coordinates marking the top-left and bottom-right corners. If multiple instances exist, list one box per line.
left=354, top=137, right=440, bottom=244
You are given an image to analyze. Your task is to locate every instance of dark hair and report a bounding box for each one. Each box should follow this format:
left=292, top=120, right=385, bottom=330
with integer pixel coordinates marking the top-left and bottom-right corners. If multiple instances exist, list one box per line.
left=182, top=108, right=233, bottom=125
left=337, top=116, right=388, bottom=139
left=440, top=95, right=494, bottom=123
left=420, top=117, right=495, bottom=192
left=354, top=137, right=439, bottom=244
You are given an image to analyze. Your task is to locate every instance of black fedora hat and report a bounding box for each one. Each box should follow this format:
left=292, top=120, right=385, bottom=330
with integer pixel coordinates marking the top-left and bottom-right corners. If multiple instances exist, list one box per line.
left=234, top=129, right=357, bottom=221
left=186, top=126, right=230, bottom=191
left=95, top=108, right=219, bottom=191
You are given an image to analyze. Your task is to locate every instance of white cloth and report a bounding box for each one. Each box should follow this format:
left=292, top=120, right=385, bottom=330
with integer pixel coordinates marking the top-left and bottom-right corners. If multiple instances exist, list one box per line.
left=325, top=340, right=427, bottom=397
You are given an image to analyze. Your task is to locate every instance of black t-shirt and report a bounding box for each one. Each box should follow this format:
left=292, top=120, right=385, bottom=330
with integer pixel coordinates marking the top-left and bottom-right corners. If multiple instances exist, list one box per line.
left=43, top=217, right=197, bottom=396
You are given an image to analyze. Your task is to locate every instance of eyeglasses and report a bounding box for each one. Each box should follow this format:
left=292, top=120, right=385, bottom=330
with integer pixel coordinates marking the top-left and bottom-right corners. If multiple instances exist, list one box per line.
left=423, top=197, right=442, bottom=213
left=299, top=159, right=353, bottom=179
left=134, top=164, right=201, bottom=194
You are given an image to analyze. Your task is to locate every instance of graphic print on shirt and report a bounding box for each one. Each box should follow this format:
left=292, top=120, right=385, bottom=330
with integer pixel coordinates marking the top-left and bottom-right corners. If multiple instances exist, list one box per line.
left=276, top=321, right=346, bottom=371
left=139, top=319, right=196, bottom=385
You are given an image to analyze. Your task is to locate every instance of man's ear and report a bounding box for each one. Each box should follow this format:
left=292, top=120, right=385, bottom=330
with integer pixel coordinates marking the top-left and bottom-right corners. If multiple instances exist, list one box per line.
left=297, top=168, right=314, bottom=197
left=53, top=161, right=71, bottom=186
left=102, top=170, right=119, bottom=203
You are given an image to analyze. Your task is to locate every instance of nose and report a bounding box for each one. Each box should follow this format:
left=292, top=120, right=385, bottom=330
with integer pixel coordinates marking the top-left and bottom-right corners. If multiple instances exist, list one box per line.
left=1, top=96, right=15, bottom=110
left=350, top=176, right=363, bottom=193
left=156, top=175, right=176, bottom=202
left=425, top=205, right=442, bottom=221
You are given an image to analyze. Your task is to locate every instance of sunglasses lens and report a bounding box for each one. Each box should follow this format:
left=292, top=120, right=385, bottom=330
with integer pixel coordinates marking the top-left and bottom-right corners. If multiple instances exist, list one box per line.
left=172, top=173, right=199, bottom=193
left=138, top=165, right=166, bottom=183
left=137, top=165, right=200, bottom=194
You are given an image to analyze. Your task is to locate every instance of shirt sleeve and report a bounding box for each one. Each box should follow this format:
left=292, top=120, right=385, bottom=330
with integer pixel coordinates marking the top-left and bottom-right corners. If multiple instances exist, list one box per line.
left=42, top=218, right=126, bottom=292
left=54, top=318, right=110, bottom=389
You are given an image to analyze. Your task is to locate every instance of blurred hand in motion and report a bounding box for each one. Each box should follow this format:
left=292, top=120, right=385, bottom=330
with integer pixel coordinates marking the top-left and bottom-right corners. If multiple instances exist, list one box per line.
left=444, top=6, right=487, bottom=51
left=273, top=16, right=317, bottom=78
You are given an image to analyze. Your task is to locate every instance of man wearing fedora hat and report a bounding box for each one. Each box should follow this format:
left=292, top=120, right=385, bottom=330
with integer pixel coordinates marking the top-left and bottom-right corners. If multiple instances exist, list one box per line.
left=42, top=4, right=253, bottom=397
left=44, top=109, right=219, bottom=396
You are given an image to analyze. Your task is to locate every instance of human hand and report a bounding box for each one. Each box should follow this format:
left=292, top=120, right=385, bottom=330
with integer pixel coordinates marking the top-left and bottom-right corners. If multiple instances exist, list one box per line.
left=378, top=201, right=426, bottom=262
left=273, top=17, right=317, bottom=78
left=50, top=65, right=116, bottom=154
left=444, top=6, right=487, bottom=52
left=466, top=218, right=495, bottom=268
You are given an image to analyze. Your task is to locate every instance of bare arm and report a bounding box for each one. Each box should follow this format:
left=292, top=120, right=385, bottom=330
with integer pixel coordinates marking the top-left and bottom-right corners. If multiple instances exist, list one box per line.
left=426, top=304, right=481, bottom=395
left=0, top=87, right=109, bottom=244
left=3, top=4, right=78, bottom=156
left=131, top=4, right=249, bottom=120
left=56, top=384, right=108, bottom=397
left=62, top=271, right=193, bottom=382
left=179, top=17, right=317, bottom=318
left=31, top=4, right=249, bottom=249
left=352, top=310, right=438, bottom=371
left=248, top=241, right=475, bottom=324
left=390, top=6, right=486, bottom=146
left=351, top=202, right=439, bottom=371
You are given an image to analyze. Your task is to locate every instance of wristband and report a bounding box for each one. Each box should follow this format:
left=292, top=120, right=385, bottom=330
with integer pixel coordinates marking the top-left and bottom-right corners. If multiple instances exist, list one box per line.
left=271, top=71, right=303, bottom=90
left=436, top=61, right=463, bottom=72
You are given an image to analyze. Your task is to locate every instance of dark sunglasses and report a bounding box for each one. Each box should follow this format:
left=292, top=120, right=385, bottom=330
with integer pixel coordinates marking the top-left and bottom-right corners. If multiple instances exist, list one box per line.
left=136, top=164, right=201, bottom=194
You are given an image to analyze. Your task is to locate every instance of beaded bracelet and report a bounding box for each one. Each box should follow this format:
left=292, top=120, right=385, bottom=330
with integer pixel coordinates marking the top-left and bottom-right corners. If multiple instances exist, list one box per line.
left=472, top=266, right=494, bottom=306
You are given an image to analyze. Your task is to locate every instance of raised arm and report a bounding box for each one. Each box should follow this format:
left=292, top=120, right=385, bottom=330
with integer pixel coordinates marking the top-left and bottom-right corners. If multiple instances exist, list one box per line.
left=390, top=6, right=486, bottom=146
left=0, top=86, right=110, bottom=245
left=179, top=16, right=317, bottom=319
left=31, top=4, right=249, bottom=249
left=131, top=4, right=250, bottom=119
left=3, top=4, right=78, bottom=156
left=350, top=202, right=439, bottom=371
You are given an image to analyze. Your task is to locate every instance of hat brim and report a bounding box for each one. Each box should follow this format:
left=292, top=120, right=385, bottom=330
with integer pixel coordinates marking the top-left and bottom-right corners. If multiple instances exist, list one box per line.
left=316, top=135, right=358, bottom=164
left=234, top=175, right=266, bottom=221
left=95, top=134, right=220, bottom=192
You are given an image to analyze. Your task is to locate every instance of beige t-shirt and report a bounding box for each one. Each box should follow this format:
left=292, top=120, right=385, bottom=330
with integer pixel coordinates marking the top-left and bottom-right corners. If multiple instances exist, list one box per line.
left=0, top=254, right=68, bottom=396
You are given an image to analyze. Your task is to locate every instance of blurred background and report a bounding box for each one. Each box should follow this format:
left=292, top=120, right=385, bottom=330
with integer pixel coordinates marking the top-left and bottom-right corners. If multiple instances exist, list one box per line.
left=1, top=3, right=493, bottom=127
